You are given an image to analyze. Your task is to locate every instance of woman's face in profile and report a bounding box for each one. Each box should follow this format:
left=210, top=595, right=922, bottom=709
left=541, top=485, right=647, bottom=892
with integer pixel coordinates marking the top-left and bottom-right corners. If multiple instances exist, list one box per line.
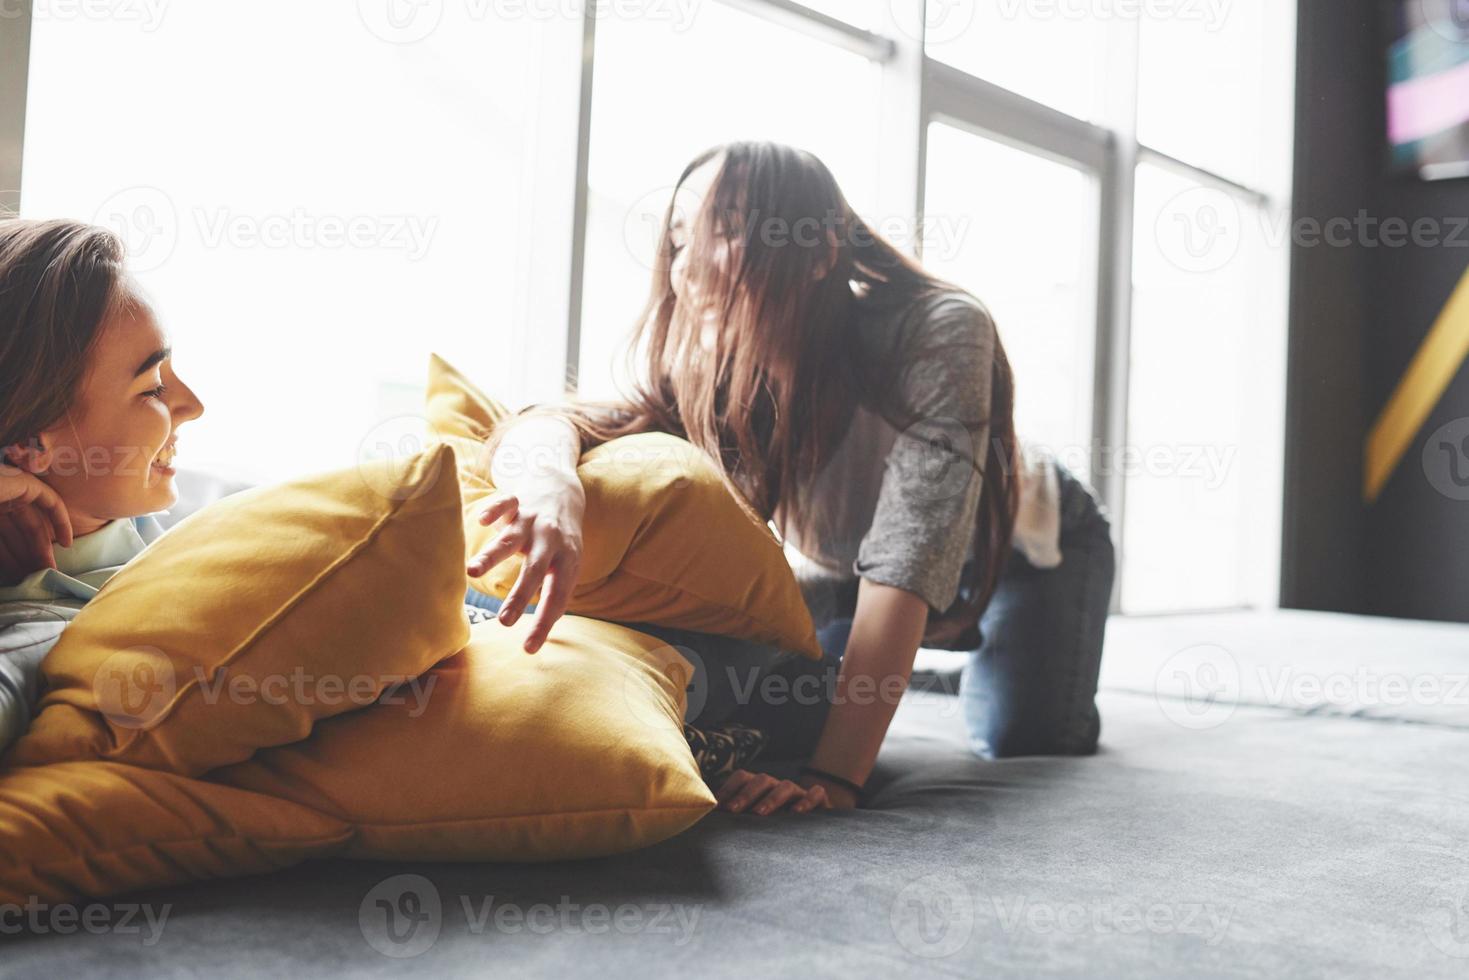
left=667, top=157, right=729, bottom=350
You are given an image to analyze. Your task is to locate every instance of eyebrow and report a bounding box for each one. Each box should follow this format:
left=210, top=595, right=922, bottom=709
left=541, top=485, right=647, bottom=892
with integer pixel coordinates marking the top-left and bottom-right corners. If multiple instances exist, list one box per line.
left=133, top=347, right=171, bottom=378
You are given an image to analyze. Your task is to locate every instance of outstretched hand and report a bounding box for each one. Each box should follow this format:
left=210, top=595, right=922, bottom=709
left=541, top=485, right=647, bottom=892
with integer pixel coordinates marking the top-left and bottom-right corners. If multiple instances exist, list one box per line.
left=465, top=484, right=585, bottom=654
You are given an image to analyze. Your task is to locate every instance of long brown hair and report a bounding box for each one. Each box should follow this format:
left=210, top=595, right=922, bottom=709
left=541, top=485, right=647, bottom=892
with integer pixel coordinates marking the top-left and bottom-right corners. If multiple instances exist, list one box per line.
left=533, top=143, right=1018, bottom=632
left=0, top=219, right=129, bottom=451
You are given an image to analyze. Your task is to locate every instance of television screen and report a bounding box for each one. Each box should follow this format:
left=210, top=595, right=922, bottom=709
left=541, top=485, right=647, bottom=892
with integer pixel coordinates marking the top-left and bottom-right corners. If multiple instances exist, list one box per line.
left=1388, top=0, right=1469, bottom=180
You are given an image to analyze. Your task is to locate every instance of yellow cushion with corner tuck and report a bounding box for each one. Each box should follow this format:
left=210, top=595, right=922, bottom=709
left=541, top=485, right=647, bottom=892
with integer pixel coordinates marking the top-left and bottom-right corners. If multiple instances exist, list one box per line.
left=426, top=354, right=821, bottom=660
left=8, top=445, right=470, bottom=777
left=0, top=615, right=709, bottom=902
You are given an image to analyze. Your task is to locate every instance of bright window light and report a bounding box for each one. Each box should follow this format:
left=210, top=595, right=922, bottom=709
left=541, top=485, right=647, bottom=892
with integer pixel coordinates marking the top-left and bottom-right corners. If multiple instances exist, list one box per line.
left=1124, top=161, right=1288, bottom=612
left=578, top=3, right=883, bottom=400
left=1136, top=0, right=1298, bottom=193
left=925, top=3, right=1110, bottom=120
left=922, top=123, right=1098, bottom=480
left=20, top=4, right=567, bottom=484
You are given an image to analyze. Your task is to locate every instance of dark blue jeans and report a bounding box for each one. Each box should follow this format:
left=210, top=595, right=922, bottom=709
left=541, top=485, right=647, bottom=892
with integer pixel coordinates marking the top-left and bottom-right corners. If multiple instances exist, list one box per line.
left=712, top=463, right=1115, bottom=761
left=496, top=465, right=1115, bottom=763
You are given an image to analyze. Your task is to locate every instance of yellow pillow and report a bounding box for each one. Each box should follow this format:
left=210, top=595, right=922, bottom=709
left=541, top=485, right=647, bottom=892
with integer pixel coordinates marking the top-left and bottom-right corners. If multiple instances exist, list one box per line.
left=427, top=354, right=822, bottom=660
left=215, top=615, right=714, bottom=862
left=0, top=761, right=351, bottom=905
left=10, top=445, right=471, bottom=776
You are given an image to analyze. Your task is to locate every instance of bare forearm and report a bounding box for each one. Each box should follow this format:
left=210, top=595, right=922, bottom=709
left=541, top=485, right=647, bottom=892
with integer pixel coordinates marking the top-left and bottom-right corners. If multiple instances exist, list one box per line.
left=806, top=580, right=928, bottom=785
left=488, top=415, right=583, bottom=499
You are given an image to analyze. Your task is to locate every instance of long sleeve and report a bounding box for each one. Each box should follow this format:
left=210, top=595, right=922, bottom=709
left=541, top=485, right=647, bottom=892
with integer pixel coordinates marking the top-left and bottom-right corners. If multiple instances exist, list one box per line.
left=0, top=622, right=64, bottom=757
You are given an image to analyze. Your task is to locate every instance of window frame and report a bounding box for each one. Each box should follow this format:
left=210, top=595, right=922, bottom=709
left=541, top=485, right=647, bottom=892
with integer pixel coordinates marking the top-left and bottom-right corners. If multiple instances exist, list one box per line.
left=0, top=0, right=31, bottom=215
left=0, top=0, right=1295, bottom=612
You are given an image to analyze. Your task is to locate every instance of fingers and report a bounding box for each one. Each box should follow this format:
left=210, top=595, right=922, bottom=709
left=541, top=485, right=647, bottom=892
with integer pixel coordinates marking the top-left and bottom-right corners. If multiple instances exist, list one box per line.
left=466, top=524, right=526, bottom=578
left=752, top=780, right=804, bottom=816
left=27, top=480, right=71, bottom=548
left=14, top=506, right=56, bottom=572
left=792, top=784, right=830, bottom=814
left=498, top=549, right=551, bottom=629
left=0, top=510, right=51, bottom=580
left=523, top=557, right=577, bottom=654
left=477, top=492, right=519, bottom=527
left=723, top=772, right=779, bottom=814
left=715, top=770, right=756, bottom=808
left=717, top=771, right=829, bottom=816
left=466, top=496, right=522, bottom=577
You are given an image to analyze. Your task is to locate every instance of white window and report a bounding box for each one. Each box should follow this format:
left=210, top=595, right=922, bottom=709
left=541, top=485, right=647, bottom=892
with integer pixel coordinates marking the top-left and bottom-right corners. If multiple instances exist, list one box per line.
left=6, top=0, right=1298, bottom=614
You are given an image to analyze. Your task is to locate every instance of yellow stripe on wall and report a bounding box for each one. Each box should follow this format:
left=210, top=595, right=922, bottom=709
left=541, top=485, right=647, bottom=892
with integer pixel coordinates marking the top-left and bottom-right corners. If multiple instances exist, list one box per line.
left=1365, top=264, right=1469, bottom=503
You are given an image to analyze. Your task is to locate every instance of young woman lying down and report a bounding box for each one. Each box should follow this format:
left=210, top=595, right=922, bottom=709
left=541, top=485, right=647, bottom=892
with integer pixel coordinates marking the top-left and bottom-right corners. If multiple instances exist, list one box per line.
left=0, top=218, right=763, bottom=783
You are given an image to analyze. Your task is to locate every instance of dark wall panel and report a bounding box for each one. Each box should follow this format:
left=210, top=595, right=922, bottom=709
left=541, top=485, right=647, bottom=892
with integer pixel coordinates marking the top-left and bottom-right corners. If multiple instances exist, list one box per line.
left=1280, top=0, right=1378, bottom=613
left=1285, top=0, right=1469, bottom=623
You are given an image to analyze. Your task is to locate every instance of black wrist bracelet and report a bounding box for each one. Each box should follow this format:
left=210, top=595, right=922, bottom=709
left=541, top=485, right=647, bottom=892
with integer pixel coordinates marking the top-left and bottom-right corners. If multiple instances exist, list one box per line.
left=800, top=766, right=865, bottom=800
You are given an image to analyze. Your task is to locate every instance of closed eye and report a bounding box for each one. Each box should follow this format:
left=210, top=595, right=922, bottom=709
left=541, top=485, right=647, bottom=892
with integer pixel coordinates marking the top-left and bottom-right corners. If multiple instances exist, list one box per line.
left=142, top=383, right=168, bottom=399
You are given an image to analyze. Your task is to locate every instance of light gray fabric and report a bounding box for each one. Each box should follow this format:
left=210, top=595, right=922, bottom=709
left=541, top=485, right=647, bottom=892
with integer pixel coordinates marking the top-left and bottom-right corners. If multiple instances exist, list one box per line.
left=784, top=292, right=995, bottom=614
left=1099, top=609, right=1469, bottom=729
left=0, top=618, right=64, bottom=753
left=6, top=611, right=1469, bottom=978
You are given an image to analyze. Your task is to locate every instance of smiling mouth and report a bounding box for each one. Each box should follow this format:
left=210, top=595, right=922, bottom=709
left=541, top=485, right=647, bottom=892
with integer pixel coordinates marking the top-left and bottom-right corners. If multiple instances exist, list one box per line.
left=152, top=441, right=177, bottom=474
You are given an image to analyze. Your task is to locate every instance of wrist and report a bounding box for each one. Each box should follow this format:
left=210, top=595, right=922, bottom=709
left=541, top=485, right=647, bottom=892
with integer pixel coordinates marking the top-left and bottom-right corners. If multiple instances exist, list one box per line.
left=514, top=471, right=585, bottom=514
left=800, top=765, right=865, bottom=806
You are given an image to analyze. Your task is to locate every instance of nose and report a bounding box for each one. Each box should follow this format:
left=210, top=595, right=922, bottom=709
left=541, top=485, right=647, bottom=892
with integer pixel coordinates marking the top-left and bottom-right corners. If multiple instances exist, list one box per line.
left=168, top=372, right=205, bottom=425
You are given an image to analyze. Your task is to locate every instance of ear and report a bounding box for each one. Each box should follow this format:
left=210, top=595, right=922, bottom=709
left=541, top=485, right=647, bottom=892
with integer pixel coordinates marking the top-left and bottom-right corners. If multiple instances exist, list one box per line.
left=3, top=434, right=56, bottom=475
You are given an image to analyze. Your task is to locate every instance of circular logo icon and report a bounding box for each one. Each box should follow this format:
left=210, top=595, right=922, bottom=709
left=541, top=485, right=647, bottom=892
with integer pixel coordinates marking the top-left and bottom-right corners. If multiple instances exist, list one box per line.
left=1426, top=883, right=1469, bottom=958
left=359, top=874, right=443, bottom=958
left=891, top=873, right=973, bottom=959
left=356, top=415, right=445, bottom=501
left=94, top=647, right=177, bottom=730
left=622, top=186, right=685, bottom=273
left=93, top=186, right=178, bottom=273
left=889, top=0, right=976, bottom=46
left=1422, top=0, right=1469, bottom=43
left=1154, top=643, right=1240, bottom=731
left=1422, top=418, right=1469, bottom=501
left=357, top=0, right=444, bottom=44
left=893, top=416, right=982, bottom=504
left=624, top=641, right=708, bottom=728
left=1153, top=186, right=1243, bottom=274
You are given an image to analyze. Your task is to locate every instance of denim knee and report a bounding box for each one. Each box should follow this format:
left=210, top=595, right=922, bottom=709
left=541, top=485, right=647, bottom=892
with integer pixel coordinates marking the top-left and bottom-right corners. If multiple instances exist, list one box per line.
left=963, top=694, right=1101, bottom=760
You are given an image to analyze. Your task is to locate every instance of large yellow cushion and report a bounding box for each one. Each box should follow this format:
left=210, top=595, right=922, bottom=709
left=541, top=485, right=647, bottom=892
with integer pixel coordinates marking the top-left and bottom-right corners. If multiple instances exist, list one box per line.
left=427, top=355, right=821, bottom=660
left=215, top=615, right=714, bottom=862
left=0, top=616, right=708, bottom=902
left=0, top=761, right=352, bottom=905
left=10, top=445, right=470, bottom=776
